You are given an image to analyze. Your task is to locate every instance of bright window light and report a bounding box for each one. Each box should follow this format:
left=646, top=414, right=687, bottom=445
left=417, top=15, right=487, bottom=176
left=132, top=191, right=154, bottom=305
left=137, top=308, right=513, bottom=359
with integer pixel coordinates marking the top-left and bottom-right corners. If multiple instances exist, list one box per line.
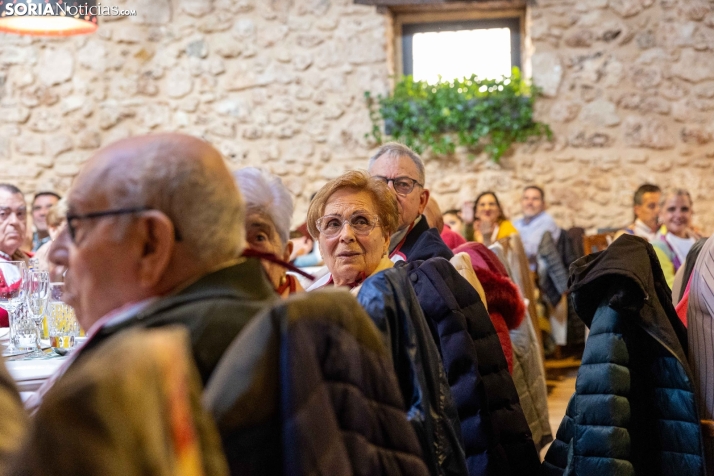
left=412, top=28, right=512, bottom=84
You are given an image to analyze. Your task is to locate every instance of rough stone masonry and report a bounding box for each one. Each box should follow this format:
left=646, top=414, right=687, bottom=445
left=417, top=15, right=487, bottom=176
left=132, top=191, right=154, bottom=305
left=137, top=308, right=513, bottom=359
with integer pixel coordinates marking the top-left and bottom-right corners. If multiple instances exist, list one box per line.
left=0, top=0, right=713, bottom=232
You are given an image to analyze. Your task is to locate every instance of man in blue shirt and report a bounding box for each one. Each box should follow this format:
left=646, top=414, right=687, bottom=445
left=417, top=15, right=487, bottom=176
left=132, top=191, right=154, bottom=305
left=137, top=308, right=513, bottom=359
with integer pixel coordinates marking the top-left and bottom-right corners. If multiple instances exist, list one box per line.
left=513, top=186, right=560, bottom=269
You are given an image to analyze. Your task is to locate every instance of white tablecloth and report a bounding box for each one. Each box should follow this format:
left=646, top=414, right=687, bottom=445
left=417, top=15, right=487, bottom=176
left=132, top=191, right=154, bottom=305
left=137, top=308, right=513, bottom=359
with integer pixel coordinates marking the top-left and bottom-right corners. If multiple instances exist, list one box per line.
left=1, top=328, right=81, bottom=393
left=6, top=358, right=65, bottom=392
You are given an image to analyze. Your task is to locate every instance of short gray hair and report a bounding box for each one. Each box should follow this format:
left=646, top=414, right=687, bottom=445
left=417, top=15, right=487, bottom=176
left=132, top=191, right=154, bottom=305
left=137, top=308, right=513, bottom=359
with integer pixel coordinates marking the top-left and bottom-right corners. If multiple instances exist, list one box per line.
left=233, top=167, right=294, bottom=245
left=367, top=142, right=426, bottom=185
left=95, top=135, right=245, bottom=265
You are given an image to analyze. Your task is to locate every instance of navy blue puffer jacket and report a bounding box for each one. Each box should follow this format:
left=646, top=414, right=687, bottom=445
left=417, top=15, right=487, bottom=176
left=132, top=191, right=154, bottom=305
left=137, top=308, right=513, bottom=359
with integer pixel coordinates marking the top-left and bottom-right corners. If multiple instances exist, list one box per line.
left=358, top=266, right=468, bottom=476
left=404, top=258, right=540, bottom=476
left=542, top=235, right=704, bottom=476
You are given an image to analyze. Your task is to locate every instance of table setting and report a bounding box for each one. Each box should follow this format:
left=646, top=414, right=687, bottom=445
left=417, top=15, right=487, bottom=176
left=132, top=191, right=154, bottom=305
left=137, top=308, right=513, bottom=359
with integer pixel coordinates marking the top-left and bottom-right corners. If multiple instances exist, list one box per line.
left=0, top=261, right=81, bottom=392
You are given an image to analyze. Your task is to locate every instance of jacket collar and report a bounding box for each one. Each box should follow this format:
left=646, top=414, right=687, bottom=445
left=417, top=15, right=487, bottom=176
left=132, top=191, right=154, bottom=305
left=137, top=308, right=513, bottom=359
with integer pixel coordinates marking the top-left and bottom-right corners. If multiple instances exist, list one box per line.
left=390, top=215, right=429, bottom=255
left=394, top=215, right=454, bottom=262
left=569, top=234, right=689, bottom=368
left=102, top=257, right=276, bottom=333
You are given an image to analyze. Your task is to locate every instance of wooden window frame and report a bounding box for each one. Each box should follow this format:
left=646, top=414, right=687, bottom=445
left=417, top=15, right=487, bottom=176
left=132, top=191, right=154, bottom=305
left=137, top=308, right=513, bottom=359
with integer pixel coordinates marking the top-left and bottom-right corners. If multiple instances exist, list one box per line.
left=390, top=5, right=527, bottom=80
left=401, top=17, right=521, bottom=77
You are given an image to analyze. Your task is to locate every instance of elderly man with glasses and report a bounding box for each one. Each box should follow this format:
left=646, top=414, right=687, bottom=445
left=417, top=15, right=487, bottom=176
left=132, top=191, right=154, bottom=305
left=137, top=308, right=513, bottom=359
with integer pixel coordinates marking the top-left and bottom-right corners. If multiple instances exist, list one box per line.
left=32, top=133, right=278, bottom=408
left=368, top=142, right=453, bottom=262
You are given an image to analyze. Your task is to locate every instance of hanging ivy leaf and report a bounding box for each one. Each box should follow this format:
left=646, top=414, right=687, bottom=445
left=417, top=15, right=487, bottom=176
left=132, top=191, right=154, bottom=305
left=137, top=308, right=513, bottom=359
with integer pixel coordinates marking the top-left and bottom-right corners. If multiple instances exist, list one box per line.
left=365, top=67, right=552, bottom=162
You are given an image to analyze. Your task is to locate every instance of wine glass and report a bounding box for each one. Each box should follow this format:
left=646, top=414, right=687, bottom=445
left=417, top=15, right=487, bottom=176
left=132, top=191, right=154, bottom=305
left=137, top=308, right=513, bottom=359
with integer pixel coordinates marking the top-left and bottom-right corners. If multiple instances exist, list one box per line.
left=48, top=283, right=78, bottom=350
left=26, top=270, right=50, bottom=358
left=0, top=261, right=27, bottom=354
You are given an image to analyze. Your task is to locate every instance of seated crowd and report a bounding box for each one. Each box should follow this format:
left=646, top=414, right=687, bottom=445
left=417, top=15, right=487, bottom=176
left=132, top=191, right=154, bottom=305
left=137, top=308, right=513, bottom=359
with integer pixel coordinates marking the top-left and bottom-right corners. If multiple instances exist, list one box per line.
left=0, top=134, right=711, bottom=476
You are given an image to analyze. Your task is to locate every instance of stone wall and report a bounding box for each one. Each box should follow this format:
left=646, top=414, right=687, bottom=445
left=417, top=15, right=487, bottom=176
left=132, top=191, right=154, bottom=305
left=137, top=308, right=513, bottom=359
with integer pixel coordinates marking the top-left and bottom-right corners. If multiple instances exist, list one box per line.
left=0, top=0, right=390, bottom=222
left=426, top=0, right=714, bottom=231
left=0, top=0, right=713, bottom=232
left=507, top=0, right=714, bottom=231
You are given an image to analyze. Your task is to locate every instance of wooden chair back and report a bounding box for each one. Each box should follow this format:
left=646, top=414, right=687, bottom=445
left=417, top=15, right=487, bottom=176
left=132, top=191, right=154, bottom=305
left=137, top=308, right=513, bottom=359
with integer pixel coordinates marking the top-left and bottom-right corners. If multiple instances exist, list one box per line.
left=582, top=233, right=615, bottom=255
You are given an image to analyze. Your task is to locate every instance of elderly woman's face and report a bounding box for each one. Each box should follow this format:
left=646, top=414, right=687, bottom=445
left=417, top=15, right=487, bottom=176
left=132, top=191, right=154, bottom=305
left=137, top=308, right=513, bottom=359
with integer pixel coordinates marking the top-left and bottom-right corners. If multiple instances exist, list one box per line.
left=246, top=211, right=290, bottom=289
left=660, top=194, right=693, bottom=238
left=318, top=188, right=389, bottom=287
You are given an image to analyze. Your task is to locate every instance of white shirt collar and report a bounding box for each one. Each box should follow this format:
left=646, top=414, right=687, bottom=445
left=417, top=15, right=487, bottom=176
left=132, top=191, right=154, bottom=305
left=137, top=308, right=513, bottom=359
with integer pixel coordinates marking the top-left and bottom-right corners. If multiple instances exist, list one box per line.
left=633, top=219, right=658, bottom=241
left=389, top=215, right=422, bottom=253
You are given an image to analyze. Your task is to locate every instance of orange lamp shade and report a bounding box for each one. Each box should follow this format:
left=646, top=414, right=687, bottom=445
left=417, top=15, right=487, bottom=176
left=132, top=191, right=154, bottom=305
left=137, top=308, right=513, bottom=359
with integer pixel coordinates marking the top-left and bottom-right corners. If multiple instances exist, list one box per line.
left=0, top=0, right=98, bottom=36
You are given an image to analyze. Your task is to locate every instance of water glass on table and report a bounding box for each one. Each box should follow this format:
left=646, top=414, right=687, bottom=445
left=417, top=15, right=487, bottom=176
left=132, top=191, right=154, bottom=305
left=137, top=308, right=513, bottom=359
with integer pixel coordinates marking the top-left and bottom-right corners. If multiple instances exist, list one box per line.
left=25, top=270, right=50, bottom=357
left=48, top=283, right=78, bottom=349
left=12, top=304, right=41, bottom=352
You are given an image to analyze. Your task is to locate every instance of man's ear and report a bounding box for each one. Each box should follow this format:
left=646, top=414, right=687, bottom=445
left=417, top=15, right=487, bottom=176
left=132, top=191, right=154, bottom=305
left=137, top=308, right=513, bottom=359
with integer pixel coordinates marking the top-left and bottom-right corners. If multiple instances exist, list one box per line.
left=136, top=211, right=175, bottom=288
left=417, top=189, right=430, bottom=215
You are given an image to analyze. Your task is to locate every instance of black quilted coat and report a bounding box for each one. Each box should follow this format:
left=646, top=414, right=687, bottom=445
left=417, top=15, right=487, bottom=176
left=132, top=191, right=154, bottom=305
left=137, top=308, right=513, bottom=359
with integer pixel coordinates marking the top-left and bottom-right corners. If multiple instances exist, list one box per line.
left=405, top=258, right=540, bottom=476
left=358, top=266, right=469, bottom=476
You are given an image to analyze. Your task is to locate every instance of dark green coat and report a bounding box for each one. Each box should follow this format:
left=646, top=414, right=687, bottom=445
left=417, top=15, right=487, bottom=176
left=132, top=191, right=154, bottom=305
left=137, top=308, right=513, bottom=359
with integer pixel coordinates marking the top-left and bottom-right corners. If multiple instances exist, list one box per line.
left=74, top=257, right=278, bottom=384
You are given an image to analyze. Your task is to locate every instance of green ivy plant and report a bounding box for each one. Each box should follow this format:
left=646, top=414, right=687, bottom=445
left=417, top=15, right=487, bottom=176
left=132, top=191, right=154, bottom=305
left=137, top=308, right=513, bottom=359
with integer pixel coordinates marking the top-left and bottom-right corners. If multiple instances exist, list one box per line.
left=365, top=67, right=552, bottom=162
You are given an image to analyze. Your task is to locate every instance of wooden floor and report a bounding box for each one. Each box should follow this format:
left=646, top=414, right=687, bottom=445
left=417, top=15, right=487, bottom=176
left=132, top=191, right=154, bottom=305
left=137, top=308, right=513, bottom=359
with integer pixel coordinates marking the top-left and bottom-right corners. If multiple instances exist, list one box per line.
left=541, top=364, right=578, bottom=459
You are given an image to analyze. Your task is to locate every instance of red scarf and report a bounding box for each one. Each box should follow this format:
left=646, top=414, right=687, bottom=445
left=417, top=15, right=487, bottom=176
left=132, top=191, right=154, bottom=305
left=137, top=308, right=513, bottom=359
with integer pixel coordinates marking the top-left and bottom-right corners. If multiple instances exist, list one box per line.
left=240, top=249, right=315, bottom=294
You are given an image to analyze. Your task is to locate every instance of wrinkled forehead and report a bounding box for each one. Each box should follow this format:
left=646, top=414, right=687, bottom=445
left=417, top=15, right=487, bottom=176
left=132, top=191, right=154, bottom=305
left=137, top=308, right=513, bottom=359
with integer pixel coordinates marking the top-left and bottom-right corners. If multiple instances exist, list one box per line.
left=246, top=210, right=277, bottom=232
left=324, top=188, right=377, bottom=215
left=371, top=154, right=420, bottom=180
left=0, top=190, right=25, bottom=208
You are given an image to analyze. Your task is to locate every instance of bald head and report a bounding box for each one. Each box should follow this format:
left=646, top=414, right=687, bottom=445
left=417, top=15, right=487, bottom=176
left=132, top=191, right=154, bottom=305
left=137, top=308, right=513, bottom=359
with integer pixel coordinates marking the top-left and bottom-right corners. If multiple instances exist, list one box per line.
left=52, top=133, right=246, bottom=330
left=71, top=133, right=245, bottom=265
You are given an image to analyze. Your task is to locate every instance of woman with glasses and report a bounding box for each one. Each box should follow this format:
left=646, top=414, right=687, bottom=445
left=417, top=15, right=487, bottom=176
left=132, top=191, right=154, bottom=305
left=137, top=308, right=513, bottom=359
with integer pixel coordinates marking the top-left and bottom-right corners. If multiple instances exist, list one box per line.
left=233, top=167, right=305, bottom=298
left=306, top=170, right=399, bottom=293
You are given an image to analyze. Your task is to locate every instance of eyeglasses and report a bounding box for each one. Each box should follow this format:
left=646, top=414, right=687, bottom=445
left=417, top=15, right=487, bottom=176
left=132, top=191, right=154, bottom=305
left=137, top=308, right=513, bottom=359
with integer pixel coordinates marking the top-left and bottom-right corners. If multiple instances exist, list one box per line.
left=372, top=176, right=423, bottom=196
left=65, top=207, right=182, bottom=244
left=315, top=213, right=380, bottom=237
left=66, top=207, right=150, bottom=243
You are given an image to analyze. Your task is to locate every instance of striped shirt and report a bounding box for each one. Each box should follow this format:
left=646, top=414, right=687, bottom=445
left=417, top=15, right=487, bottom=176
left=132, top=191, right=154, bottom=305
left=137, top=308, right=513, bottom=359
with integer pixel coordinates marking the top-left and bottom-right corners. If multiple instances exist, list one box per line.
left=687, top=235, right=714, bottom=474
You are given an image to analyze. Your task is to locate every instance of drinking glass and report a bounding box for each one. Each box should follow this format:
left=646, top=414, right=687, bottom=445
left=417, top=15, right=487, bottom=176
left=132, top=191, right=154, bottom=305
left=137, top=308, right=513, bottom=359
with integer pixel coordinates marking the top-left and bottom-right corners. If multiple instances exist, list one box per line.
left=48, top=283, right=78, bottom=349
left=0, top=261, right=27, bottom=353
left=25, top=270, right=50, bottom=357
